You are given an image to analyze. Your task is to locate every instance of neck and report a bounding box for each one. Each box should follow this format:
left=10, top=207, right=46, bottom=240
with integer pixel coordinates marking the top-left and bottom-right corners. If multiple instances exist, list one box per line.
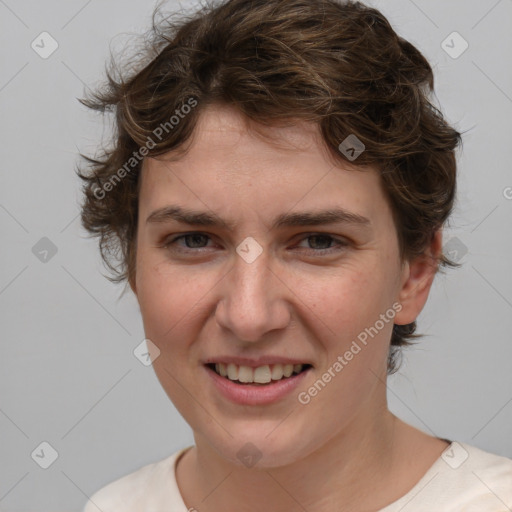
left=177, top=406, right=412, bottom=512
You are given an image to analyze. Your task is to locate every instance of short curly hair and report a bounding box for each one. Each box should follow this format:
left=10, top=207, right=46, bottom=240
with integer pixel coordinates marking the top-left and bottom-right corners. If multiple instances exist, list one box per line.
left=78, top=0, right=462, bottom=374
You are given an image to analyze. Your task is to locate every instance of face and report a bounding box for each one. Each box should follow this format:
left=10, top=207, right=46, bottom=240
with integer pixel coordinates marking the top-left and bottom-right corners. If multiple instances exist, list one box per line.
left=133, top=104, right=433, bottom=468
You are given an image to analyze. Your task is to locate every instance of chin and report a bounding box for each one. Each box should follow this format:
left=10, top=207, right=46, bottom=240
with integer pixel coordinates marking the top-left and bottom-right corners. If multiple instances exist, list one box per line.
left=200, top=423, right=320, bottom=469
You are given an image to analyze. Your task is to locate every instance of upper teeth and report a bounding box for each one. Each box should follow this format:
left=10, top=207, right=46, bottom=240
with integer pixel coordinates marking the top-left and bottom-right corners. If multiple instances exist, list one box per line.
left=214, top=363, right=304, bottom=384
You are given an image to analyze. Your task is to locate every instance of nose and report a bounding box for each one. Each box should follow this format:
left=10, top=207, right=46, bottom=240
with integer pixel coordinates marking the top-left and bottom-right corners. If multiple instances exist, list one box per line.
left=214, top=251, right=291, bottom=343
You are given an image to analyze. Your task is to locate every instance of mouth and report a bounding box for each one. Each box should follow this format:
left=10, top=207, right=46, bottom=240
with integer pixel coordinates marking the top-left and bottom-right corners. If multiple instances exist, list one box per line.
left=205, top=362, right=312, bottom=385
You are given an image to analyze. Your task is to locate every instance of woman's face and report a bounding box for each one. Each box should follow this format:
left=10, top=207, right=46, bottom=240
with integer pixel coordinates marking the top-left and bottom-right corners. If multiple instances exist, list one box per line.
left=133, top=104, right=425, bottom=468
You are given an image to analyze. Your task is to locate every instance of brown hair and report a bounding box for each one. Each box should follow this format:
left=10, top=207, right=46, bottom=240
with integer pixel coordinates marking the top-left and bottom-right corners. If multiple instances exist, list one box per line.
left=78, top=0, right=462, bottom=373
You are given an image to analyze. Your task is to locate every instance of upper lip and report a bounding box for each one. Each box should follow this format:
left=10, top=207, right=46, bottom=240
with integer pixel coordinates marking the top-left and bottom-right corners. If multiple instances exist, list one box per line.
left=204, top=356, right=313, bottom=368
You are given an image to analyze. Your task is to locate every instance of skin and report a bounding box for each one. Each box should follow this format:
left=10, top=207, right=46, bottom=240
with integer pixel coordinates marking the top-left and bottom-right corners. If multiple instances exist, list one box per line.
left=131, top=104, right=449, bottom=512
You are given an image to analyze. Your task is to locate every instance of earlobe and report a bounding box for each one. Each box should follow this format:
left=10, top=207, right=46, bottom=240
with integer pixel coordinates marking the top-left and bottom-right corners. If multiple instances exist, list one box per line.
left=394, top=230, right=442, bottom=326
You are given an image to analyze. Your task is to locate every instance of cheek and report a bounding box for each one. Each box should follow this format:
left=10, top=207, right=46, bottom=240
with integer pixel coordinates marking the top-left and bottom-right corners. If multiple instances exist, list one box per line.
left=135, top=264, right=201, bottom=399
left=135, top=247, right=189, bottom=337
left=308, top=263, right=398, bottom=374
left=135, top=250, right=223, bottom=369
left=315, top=264, right=390, bottom=329
left=135, top=238, right=400, bottom=352
left=137, top=270, right=197, bottom=339
left=299, top=271, right=395, bottom=417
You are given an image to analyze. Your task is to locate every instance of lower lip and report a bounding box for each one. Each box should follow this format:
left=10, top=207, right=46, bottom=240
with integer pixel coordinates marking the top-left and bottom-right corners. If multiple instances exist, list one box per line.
left=205, top=365, right=311, bottom=406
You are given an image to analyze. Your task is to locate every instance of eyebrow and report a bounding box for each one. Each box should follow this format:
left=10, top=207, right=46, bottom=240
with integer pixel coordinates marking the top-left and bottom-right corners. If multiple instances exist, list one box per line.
left=146, top=205, right=371, bottom=230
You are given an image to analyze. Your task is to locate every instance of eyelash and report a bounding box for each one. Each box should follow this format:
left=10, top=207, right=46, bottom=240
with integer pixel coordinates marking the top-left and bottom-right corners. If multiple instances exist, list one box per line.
left=162, top=232, right=349, bottom=256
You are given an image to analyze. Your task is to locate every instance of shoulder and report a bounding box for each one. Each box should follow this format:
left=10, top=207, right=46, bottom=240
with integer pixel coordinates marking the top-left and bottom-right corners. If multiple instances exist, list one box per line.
left=432, top=441, right=512, bottom=510
left=455, top=441, right=512, bottom=481
left=82, top=448, right=190, bottom=512
left=382, top=441, right=512, bottom=512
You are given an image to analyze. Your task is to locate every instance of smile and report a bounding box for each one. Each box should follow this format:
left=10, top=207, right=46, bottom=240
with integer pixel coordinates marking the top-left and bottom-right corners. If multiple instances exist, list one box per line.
left=204, top=361, right=312, bottom=405
left=207, top=362, right=311, bottom=385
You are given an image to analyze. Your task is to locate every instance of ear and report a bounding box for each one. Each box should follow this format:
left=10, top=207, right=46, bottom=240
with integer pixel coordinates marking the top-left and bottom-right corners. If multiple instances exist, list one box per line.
left=394, top=230, right=442, bottom=326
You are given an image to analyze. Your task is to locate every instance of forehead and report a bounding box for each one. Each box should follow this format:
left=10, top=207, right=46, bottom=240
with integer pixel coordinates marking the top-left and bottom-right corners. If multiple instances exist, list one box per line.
left=138, top=104, right=389, bottom=228
left=194, top=104, right=322, bottom=152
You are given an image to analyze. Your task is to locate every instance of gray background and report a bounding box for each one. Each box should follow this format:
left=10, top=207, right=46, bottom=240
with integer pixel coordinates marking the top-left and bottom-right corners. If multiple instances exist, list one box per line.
left=1, top=0, right=511, bottom=510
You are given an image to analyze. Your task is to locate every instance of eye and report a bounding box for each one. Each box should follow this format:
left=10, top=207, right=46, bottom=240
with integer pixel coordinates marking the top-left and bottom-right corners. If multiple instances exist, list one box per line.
left=161, top=232, right=349, bottom=256
left=295, top=234, right=348, bottom=255
left=163, top=233, right=214, bottom=252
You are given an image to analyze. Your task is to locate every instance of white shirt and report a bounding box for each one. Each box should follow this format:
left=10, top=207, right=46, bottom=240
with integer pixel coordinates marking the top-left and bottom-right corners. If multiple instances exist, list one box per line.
left=83, top=441, right=512, bottom=511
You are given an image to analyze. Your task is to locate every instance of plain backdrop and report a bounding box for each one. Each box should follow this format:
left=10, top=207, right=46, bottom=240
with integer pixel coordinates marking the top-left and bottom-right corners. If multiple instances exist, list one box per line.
left=1, top=0, right=511, bottom=510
